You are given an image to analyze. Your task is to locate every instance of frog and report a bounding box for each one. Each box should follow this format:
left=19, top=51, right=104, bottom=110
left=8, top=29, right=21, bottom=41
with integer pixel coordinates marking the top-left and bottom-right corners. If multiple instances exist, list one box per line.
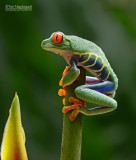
left=41, top=32, right=118, bottom=121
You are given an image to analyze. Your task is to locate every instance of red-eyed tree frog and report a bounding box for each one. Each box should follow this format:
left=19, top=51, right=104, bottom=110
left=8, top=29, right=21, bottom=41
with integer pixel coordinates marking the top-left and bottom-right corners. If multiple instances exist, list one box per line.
left=41, top=32, right=118, bottom=121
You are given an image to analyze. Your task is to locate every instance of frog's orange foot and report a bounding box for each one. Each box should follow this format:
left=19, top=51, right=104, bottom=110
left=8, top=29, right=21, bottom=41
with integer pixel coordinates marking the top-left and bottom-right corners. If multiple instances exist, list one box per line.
left=62, top=105, right=80, bottom=121
left=62, top=97, right=86, bottom=121
left=69, top=97, right=86, bottom=107
left=58, top=89, right=66, bottom=96
left=62, top=104, right=79, bottom=113
left=59, top=66, right=69, bottom=86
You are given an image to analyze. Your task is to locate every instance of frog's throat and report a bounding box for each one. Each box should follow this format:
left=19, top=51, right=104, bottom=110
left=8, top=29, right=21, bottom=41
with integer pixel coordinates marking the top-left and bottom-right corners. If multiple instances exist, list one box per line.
left=42, top=47, right=74, bottom=65
left=43, top=47, right=69, bottom=55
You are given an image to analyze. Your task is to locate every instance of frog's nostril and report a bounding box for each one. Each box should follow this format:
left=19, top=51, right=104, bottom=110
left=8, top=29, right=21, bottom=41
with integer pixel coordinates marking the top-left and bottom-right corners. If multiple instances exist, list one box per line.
left=41, top=40, right=46, bottom=47
left=43, top=40, right=46, bottom=44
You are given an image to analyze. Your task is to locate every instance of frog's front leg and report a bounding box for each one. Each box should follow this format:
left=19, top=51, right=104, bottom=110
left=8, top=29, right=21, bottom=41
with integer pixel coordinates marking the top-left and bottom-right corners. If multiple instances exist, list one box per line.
left=62, top=59, right=80, bottom=87
left=58, top=59, right=80, bottom=105
left=63, top=80, right=117, bottom=121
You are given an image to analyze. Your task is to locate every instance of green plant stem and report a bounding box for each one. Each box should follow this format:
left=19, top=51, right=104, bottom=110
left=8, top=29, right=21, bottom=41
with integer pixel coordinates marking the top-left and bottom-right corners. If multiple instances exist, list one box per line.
left=60, top=67, right=86, bottom=160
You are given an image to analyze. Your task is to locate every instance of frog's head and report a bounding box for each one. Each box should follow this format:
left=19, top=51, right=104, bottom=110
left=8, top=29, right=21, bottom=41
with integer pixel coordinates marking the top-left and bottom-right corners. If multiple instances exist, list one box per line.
left=41, top=31, right=87, bottom=64
left=41, top=32, right=72, bottom=55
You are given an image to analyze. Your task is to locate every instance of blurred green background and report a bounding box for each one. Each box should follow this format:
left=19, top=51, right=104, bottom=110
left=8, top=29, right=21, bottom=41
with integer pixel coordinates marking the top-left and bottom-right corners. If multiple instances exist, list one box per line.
left=0, top=0, right=136, bottom=160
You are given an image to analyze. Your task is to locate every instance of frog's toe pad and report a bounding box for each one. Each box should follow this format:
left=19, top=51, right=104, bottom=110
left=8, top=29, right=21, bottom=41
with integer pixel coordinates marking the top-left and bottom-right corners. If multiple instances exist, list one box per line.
left=58, top=89, right=66, bottom=96
left=62, top=98, right=65, bottom=105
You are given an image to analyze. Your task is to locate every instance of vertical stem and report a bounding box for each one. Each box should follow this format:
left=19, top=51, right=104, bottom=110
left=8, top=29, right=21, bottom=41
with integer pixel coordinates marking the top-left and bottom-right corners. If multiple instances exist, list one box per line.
left=60, top=67, right=86, bottom=160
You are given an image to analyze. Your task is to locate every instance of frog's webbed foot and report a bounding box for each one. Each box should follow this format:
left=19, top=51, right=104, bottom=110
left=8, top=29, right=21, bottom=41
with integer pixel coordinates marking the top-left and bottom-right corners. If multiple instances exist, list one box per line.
left=62, top=97, right=86, bottom=121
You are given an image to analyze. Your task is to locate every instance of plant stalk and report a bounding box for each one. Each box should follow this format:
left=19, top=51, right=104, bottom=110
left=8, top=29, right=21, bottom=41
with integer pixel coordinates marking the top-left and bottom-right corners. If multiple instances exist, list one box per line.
left=60, top=67, right=86, bottom=160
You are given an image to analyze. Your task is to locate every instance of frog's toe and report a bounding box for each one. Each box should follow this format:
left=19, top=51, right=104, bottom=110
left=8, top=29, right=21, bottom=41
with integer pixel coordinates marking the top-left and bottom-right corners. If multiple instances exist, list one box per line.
left=59, top=66, right=69, bottom=86
left=62, top=97, right=86, bottom=121
left=69, top=109, right=79, bottom=121
left=62, top=104, right=79, bottom=114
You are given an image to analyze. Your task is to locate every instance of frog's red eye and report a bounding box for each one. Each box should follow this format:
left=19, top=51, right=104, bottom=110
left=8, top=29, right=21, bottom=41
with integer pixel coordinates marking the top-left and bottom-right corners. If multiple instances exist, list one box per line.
left=53, top=32, right=63, bottom=44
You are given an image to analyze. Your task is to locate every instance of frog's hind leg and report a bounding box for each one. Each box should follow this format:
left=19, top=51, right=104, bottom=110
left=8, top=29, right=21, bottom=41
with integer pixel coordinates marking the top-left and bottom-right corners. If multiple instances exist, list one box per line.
left=62, top=80, right=117, bottom=121
left=75, top=81, right=117, bottom=116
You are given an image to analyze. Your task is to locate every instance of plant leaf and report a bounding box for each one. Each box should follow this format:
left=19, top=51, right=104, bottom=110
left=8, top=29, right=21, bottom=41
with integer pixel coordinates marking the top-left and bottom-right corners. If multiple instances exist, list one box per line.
left=1, top=93, right=28, bottom=160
